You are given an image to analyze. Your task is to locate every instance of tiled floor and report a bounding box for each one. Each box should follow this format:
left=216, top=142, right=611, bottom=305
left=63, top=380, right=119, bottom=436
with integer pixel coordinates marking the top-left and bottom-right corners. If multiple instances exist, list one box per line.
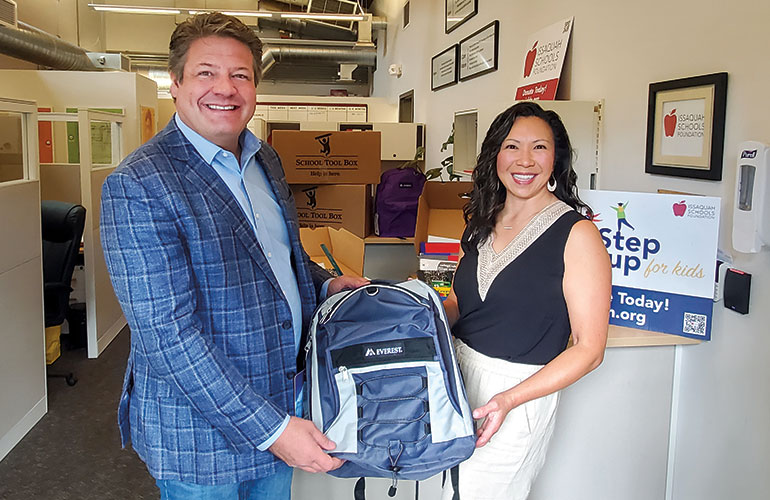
left=0, top=328, right=157, bottom=500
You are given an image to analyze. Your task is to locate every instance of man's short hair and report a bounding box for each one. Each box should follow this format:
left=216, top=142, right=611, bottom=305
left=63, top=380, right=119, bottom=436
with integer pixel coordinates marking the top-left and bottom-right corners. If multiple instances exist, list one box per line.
left=168, top=12, right=263, bottom=84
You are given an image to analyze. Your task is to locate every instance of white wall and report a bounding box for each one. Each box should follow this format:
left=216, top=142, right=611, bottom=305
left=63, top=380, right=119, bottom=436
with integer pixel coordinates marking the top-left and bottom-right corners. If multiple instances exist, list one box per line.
left=372, top=0, right=770, bottom=498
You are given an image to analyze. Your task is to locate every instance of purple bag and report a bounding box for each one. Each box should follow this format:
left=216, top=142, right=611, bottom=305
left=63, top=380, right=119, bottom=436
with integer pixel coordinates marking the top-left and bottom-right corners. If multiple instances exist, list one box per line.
left=374, top=167, right=426, bottom=237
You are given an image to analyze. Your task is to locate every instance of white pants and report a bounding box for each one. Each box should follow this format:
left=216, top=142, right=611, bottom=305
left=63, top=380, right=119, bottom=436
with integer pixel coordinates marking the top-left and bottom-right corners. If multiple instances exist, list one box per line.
left=442, top=340, right=559, bottom=500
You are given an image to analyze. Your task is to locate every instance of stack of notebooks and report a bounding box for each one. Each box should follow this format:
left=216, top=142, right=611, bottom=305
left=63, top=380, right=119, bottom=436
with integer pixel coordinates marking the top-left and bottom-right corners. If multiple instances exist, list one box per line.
left=417, top=239, right=460, bottom=301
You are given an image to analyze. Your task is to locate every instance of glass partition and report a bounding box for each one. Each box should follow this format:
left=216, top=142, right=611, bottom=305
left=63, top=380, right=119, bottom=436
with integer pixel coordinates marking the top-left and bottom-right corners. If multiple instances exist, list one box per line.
left=0, top=112, right=26, bottom=183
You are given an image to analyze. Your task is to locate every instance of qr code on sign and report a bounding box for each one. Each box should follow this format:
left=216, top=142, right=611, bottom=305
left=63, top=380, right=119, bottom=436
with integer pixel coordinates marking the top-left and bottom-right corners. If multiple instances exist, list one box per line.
left=683, top=312, right=707, bottom=336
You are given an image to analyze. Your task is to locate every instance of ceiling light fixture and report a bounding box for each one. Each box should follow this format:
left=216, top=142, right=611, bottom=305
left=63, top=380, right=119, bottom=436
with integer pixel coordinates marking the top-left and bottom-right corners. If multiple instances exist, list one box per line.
left=88, top=4, right=180, bottom=15
left=281, top=13, right=365, bottom=21
left=222, top=11, right=274, bottom=18
left=87, top=4, right=367, bottom=21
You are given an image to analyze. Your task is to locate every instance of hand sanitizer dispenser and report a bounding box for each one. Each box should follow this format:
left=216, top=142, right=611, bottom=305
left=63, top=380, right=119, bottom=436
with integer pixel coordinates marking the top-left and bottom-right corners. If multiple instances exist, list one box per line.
left=732, top=141, right=770, bottom=253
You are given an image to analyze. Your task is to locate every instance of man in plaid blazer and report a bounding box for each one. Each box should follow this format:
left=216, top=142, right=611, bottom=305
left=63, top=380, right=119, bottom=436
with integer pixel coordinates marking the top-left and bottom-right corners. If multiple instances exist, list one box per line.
left=100, top=13, right=366, bottom=499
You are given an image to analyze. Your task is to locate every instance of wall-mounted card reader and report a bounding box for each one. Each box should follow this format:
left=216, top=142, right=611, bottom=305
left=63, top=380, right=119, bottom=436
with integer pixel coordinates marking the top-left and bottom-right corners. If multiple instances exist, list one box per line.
left=732, top=141, right=770, bottom=253
left=723, top=268, right=751, bottom=314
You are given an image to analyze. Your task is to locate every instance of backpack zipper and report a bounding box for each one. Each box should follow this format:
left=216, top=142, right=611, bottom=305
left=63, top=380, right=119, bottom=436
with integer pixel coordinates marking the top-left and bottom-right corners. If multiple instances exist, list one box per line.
left=320, top=284, right=428, bottom=324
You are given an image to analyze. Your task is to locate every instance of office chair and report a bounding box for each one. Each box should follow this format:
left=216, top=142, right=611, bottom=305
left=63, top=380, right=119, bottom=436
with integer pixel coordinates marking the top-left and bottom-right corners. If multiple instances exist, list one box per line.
left=41, top=200, right=86, bottom=386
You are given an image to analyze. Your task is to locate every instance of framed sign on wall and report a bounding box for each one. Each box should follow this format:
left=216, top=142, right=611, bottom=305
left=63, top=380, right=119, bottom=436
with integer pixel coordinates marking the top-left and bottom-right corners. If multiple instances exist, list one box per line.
left=645, top=72, right=728, bottom=180
left=445, top=0, right=477, bottom=33
left=431, top=45, right=459, bottom=91
left=459, top=20, right=499, bottom=82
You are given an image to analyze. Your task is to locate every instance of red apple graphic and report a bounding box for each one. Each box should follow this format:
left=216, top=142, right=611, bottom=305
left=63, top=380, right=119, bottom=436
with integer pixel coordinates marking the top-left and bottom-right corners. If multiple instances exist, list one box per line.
left=672, top=200, right=687, bottom=217
left=524, top=41, right=537, bottom=78
left=664, top=109, right=677, bottom=137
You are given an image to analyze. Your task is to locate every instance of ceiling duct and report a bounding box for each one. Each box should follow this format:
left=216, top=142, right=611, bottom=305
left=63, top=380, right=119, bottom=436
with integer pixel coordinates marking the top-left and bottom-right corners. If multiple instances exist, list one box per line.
left=130, top=41, right=375, bottom=92
left=0, top=23, right=99, bottom=70
left=258, top=16, right=357, bottom=41
left=262, top=0, right=385, bottom=41
left=260, top=41, right=375, bottom=77
left=270, top=0, right=310, bottom=6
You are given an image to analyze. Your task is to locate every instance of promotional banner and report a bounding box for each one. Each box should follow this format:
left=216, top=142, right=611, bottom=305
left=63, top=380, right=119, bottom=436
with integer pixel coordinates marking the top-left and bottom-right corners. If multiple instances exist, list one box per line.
left=581, top=190, right=721, bottom=340
left=515, top=16, right=573, bottom=101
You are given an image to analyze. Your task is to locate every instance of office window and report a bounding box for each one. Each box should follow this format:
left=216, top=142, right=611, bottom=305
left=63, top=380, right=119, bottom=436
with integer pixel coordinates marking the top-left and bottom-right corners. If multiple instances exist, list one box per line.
left=399, top=90, right=414, bottom=123
left=0, top=112, right=25, bottom=183
left=453, top=109, right=478, bottom=176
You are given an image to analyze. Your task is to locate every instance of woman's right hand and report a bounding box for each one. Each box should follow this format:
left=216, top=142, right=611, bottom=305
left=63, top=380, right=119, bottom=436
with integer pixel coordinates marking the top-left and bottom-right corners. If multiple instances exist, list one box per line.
left=472, top=392, right=515, bottom=447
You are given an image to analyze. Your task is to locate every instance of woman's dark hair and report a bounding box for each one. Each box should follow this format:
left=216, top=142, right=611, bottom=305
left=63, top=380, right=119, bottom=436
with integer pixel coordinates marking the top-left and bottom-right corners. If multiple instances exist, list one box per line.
left=463, top=101, right=592, bottom=247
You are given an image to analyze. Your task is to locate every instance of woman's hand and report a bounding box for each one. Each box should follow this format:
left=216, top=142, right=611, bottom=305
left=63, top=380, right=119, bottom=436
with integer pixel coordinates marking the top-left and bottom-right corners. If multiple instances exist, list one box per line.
left=472, top=392, right=515, bottom=447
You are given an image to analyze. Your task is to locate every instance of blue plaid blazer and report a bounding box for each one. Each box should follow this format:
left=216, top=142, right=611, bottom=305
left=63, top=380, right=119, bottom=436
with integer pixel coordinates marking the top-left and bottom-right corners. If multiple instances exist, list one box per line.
left=100, top=119, right=330, bottom=485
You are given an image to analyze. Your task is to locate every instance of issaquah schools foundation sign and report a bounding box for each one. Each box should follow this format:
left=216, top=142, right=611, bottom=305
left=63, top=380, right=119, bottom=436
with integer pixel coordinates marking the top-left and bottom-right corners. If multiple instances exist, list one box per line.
left=581, top=190, right=720, bottom=340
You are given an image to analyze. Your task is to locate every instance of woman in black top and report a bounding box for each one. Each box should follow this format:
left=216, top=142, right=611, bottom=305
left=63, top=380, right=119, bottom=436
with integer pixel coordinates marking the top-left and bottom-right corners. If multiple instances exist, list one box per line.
left=441, top=102, right=611, bottom=500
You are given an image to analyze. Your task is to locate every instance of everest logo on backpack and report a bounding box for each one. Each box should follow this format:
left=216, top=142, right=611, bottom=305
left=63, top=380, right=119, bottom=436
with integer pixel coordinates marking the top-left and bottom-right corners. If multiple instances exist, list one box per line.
left=305, top=279, right=476, bottom=495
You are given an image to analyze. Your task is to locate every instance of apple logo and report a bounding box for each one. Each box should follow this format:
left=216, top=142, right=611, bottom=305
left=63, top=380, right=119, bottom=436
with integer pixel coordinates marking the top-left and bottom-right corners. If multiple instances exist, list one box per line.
left=672, top=200, right=687, bottom=217
left=524, top=41, right=537, bottom=78
left=664, top=109, right=677, bottom=137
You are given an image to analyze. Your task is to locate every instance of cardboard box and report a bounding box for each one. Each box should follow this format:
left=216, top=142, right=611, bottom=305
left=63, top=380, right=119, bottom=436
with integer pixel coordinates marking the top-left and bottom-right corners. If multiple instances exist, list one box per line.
left=273, top=130, right=381, bottom=184
left=414, top=181, right=474, bottom=253
left=300, top=227, right=365, bottom=277
left=291, top=184, right=372, bottom=238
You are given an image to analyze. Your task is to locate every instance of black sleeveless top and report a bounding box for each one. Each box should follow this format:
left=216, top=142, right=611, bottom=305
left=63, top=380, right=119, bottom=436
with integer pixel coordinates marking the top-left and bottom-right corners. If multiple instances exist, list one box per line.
left=452, top=202, right=584, bottom=365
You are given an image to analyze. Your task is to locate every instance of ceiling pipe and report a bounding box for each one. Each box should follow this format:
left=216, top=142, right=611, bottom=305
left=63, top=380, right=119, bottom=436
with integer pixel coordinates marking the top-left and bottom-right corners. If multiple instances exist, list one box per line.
left=260, top=44, right=376, bottom=77
left=270, top=0, right=310, bottom=6
left=0, top=23, right=99, bottom=71
left=258, top=16, right=357, bottom=41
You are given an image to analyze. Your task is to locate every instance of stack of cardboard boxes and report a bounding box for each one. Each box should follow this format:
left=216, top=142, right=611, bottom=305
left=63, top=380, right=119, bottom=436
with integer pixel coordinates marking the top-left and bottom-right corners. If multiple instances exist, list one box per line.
left=273, top=130, right=473, bottom=295
left=272, top=130, right=381, bottom=275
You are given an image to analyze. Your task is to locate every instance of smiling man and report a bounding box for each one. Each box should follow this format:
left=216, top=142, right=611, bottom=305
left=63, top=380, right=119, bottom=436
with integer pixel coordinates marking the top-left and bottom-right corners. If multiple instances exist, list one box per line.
left=100, top=13, right=366, bottom=500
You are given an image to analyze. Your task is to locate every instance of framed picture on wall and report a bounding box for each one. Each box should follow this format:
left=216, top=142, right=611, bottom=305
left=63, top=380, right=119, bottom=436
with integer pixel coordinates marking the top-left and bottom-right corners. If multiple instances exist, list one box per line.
left=431, top=45, right=459, bottom=91
left=459, top=20, right=499, bottom=82
left=445, top=0, right=477, bottom=33
left=645, top=72, right=728, bottom=180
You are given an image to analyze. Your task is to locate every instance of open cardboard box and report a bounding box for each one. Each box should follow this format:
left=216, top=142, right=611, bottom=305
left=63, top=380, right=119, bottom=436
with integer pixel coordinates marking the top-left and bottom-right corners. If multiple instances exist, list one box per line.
left=273, top=130, right=381, bottom=184
left=300, top=227, right=365, bottom=277
left=414, top=181, right=473, bottom=254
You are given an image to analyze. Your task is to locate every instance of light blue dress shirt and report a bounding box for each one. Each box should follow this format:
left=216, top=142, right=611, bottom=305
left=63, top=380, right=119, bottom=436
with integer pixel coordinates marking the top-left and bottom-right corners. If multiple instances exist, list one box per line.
left=175, top=114, right=301, bottom=450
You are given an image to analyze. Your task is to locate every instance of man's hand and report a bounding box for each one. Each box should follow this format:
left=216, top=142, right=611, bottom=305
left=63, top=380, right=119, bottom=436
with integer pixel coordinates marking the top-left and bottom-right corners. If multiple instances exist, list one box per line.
left=328, top=276, right=369, bottom=296
left=268, top=417, right=345, bottom=473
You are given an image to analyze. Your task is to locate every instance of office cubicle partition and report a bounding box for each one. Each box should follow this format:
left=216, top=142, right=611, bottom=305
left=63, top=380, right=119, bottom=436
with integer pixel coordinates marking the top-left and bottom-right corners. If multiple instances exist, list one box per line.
left=37, top=110, right=126, bottom=359
left=0, top=98, right=46, bottom=462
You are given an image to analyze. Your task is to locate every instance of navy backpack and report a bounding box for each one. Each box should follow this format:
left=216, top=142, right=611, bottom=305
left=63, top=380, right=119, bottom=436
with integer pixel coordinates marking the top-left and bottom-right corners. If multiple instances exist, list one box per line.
left=374, top=167, right=426, bottom=237
left=305, top=279, right=476, bottom=496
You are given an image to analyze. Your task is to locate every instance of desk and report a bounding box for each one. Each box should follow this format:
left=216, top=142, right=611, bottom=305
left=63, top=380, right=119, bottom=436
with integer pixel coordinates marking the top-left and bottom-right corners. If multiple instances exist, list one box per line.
left=607, top=324, right=701, bottom=347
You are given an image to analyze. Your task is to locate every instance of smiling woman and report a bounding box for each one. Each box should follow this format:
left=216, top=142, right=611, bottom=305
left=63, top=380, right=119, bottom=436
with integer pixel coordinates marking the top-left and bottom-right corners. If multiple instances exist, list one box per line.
left=440, top=101, right=611, bottom=500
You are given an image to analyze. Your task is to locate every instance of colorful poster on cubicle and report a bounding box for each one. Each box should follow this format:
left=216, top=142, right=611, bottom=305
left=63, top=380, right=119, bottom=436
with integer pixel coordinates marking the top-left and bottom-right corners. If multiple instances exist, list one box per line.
left=515, top=16, right=573, bottom=101
left=581, top=190, right=720, bottom=340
